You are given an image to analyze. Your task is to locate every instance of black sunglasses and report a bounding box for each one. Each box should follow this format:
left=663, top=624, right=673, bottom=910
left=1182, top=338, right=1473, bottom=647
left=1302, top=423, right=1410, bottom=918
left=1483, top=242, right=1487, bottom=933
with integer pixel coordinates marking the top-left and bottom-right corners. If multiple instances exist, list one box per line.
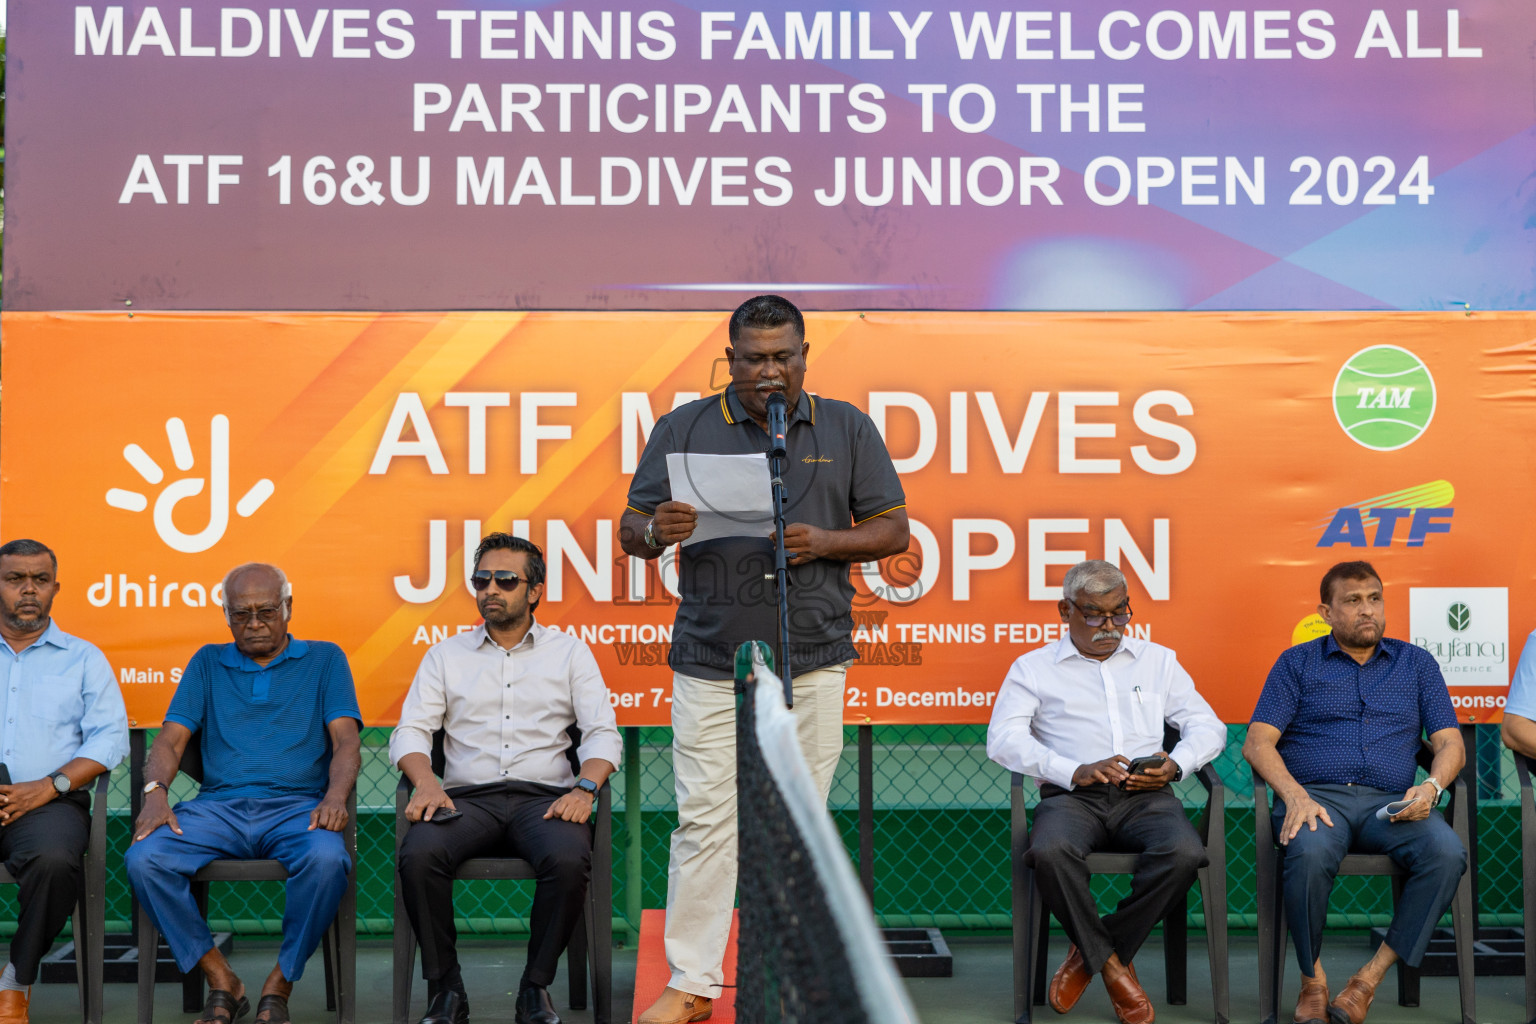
left=471, top=570, right=527, bottom=592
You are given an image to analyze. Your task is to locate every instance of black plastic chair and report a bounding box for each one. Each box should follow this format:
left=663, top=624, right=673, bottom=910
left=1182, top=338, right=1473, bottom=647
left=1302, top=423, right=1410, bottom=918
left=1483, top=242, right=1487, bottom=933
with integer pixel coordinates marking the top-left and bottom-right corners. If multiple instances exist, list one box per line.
left=1513, top=754, right=1536, bottom=1024
left=0, top=773, right=108, bottom=1024
left=1010, top=727, right=1229, bottom=1024
left=1253, top=749, right=1475, bottom=1024
left=391, top=727, right=612, bottom=1024
left=135, top=731, right=357, bottom=1024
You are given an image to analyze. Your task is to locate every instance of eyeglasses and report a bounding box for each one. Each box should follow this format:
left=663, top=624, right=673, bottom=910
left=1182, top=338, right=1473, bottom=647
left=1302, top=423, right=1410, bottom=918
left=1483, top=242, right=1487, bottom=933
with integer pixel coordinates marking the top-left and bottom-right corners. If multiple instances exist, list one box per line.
left=1071, top=600, right=1133, bottom=628
left=229, top=606, right=284, bottom=626
left=472, top=570, right=528, bottom=592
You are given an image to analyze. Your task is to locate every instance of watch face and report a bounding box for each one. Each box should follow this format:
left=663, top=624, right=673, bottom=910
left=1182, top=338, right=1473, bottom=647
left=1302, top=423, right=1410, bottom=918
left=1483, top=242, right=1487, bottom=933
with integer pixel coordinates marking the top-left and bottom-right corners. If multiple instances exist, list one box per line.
left=52, top=774, right=69, bottom=793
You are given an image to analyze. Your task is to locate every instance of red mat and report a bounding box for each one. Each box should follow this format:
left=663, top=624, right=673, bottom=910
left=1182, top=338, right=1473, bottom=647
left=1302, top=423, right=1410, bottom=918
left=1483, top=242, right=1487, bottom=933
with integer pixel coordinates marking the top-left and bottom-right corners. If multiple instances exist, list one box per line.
left=632, top=908, right=738, bottom=1023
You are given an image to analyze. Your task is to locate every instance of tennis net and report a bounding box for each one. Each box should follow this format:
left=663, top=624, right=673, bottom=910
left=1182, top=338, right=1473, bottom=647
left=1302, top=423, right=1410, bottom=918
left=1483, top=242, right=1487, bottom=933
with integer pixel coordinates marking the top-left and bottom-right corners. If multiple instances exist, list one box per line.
left=734, top=640, right=921, bottom=1024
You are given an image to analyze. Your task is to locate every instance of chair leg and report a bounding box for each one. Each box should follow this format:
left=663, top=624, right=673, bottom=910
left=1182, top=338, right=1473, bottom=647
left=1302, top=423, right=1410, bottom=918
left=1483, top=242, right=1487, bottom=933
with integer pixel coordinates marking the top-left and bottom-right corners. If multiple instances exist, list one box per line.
left=1200, top=863, right=1230, bottom=1024
left=1013, top=858, right=1032, bottom=1024
left=1390, top=877, right=1420, bottom=1008
left=392, top=889, right=417, bottom=1024
left=592, top=866, right=612, bottom=1024
left=1164, top=893, right=1188, bottom=1006
left=338, top=883, right=357, bottom=1024
left=1452, top=859, right=1476, bottom=1024
left=71, top=905, right=88, bottom=1024
left=322, top=924, right=338, bottom=1012
left=1032, top=888, right=1049, bottom=1008
left=183, top=883, right=209, bottom=1014
left=138, top=902, right=160, bottom=1024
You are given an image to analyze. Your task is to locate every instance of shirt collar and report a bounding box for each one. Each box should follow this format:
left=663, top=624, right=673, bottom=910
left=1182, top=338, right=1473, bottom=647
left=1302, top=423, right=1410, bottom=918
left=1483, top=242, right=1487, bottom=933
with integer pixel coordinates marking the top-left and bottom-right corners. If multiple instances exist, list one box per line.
left=473, top=618, right=543, bottom=653
left=217, top=635, right=309, bottom=671
left=720, top=385, right=816, bottom=427
left=3, top=619, right=70, bottom=655
left=1052, top=633, right=1142, bottom=664
left=1321, top=632, right=1392, bottom=662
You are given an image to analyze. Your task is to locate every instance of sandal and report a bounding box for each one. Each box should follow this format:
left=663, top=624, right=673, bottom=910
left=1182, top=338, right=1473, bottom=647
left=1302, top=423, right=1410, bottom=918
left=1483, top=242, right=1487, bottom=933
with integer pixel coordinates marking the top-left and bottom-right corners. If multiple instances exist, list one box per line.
left=253, top=994, right=291, bottom=1024
left=194, top=989, right=250, bottom=1024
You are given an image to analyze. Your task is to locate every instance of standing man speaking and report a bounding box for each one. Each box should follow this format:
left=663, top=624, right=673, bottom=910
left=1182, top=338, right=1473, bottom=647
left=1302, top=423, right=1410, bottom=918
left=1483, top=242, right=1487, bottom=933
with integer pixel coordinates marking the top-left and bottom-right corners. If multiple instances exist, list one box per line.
left=621, top=295, right=908, bottom=1024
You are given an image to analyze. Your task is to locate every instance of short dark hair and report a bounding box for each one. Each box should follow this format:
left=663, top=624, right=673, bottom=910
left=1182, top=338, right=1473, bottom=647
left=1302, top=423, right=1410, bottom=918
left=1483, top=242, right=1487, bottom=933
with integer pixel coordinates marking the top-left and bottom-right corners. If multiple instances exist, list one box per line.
left=728, top=294, right=804, bottom=345
left=1320, top=560, right=1382, bottom=604
left=0, top=539, right=57, bottom=573
left=473, top=533, right=546, bottom=612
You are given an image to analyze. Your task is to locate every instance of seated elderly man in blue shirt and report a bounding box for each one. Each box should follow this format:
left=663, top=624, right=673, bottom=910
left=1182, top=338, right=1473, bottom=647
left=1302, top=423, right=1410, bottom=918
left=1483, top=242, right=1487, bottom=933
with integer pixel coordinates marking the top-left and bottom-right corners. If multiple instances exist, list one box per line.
left=0, top=539, right=129, bottom=1024
left=1244, top=560, right=1465, bottom=1024
left=127, top=563, right=361, bottom=1024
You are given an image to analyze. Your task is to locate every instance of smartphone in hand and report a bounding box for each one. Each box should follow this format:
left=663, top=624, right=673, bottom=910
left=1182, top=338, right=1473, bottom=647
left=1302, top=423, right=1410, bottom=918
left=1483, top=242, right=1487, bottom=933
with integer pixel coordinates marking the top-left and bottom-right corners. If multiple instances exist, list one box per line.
left=1118, top=754, right=1168, bottom=789
left=426, top=807, right=462, bottom=823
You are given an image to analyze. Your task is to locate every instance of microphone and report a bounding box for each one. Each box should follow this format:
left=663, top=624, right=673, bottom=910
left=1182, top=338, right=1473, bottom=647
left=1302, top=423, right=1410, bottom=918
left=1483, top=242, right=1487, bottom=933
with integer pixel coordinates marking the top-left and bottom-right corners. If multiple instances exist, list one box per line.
left=766, top=392, right=788, bottom=458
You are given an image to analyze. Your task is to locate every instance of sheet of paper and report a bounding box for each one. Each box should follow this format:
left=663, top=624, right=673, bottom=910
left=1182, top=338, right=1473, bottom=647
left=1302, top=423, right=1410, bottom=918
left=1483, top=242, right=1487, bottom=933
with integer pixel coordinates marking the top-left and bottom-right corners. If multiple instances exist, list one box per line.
left=666, top=452, right=774, bottom=546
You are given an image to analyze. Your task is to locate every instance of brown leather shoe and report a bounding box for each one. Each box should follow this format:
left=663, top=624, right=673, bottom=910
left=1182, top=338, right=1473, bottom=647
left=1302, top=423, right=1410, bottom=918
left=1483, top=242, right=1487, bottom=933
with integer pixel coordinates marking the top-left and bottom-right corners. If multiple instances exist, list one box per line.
left=0, top=988, right=29, bottom=1024
left=637, top=987, right=713, bottom=1024
left=1047, top=944, right=1091, bottom=1014
left=1328, top=973, right=1377, bottom=1024
left=1102, top=959, right=1154, bottom=1024
left=1293, top=976, right=1330, bottom=1024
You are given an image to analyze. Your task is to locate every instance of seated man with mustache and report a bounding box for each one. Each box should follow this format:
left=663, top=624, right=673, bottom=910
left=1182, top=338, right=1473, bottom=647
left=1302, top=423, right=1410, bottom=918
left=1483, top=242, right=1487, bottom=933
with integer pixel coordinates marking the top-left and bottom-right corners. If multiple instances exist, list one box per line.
left=988, top=559, right=1227, bottom=1024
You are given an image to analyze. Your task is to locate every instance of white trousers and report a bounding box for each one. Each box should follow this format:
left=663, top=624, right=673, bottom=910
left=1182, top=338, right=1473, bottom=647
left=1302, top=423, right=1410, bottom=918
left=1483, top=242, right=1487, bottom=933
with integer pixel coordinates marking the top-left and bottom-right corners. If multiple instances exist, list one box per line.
left=663, top=662, right=848, bottom=998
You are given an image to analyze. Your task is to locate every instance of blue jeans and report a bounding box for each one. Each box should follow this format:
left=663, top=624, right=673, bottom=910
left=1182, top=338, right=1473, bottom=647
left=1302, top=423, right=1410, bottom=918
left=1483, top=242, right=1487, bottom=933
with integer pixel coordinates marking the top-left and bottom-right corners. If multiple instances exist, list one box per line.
left=125, top=794, right=350, bottom=981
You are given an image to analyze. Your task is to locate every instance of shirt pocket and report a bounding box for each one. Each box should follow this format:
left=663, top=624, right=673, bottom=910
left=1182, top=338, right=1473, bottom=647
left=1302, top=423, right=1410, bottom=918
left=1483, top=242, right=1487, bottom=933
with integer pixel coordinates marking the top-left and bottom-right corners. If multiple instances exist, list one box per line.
left=1129, top=687, right=1167, bottom=738
left=29, top=677, right=86, bottom=724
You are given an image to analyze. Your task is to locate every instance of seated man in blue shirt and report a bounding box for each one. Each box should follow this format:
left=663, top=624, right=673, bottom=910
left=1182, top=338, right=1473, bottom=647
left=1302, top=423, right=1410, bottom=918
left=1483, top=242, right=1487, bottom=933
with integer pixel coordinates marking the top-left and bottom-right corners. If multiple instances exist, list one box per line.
left=0, top=539, right=129, bottom=1024
left=1244, top=560, right=1465, bottom=1024
left=127, top=563, right=361, bottom=1024
left=1498, top=627, right=1536, bottom=766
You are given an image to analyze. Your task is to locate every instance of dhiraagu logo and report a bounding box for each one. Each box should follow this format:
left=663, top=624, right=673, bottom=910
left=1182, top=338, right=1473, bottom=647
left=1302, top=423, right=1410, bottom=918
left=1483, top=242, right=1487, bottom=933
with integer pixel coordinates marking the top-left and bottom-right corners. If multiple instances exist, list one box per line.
left=1333, top=345, right=1436, bottom=451
left=105, top=415, right=274, bottom=553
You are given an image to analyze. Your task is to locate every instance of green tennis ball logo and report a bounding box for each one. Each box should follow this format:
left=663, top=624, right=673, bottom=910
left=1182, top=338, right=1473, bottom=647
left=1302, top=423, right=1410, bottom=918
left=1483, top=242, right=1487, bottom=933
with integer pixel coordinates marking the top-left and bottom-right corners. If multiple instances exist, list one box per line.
left=1333, top=345, right=1436, bottom=451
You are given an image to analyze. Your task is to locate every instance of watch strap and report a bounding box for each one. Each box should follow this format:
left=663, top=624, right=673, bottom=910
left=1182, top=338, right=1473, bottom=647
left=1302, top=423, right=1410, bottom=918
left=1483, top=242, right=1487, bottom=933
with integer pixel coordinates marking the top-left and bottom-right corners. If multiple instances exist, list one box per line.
left=1425, top=776, right=1445, bottom=800
left=48, top=771, right=71, bottom=794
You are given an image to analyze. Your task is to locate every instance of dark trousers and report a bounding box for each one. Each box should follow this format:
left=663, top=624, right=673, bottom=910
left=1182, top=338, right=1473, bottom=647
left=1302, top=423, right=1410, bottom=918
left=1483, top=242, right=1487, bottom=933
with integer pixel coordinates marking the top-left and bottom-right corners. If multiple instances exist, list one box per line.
left=397, top=781, right=592, bottom=990
left=0, top=793, right=89, bottom=985
left=1025, top=783, right=1206, bottom=974
left=1274, top=784, right=1465, bottom=975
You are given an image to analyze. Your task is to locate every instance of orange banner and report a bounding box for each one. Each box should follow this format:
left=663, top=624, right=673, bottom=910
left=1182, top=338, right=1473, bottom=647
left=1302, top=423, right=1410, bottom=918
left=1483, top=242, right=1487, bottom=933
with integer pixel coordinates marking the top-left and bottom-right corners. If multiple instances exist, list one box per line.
left=3, top=310, right=1532, bottom=726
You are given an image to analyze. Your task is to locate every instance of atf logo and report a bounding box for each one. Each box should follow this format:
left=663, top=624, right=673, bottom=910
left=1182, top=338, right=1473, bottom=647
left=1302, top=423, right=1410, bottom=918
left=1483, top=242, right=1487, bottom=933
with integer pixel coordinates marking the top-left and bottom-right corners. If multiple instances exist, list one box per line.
left=1333, top=345, right=1436, bottom=451
left=105, top=415, right=275, bottom=554
left=1317, top=479, right=1453, bottom=548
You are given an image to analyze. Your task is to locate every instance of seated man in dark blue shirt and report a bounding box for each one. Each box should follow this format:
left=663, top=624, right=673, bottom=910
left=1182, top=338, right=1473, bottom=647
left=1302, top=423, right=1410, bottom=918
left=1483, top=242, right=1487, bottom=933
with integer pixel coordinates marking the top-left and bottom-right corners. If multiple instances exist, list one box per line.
left=127, top=563, right=362, bottom=1024
left=1243, top=560, right=1465, bottom=1024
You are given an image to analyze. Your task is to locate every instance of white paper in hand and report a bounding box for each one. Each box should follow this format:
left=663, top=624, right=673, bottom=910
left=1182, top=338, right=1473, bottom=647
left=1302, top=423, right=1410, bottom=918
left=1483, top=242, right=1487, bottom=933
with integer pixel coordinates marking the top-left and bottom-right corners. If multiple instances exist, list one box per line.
left=665, top=452, right=774, bottom=546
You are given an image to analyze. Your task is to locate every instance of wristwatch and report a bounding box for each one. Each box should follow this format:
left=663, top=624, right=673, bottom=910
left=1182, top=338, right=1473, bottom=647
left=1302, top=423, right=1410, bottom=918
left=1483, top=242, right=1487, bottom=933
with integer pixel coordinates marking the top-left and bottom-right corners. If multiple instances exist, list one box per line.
left=143, top=780, right=167, bottom=796
left=47, top=771, right=71, bottom=795
left=574, top=778, right=600, bottom=805
left=1425, top=776, right=1445, bottom=803
left=643, top=519, right=663, bottom=550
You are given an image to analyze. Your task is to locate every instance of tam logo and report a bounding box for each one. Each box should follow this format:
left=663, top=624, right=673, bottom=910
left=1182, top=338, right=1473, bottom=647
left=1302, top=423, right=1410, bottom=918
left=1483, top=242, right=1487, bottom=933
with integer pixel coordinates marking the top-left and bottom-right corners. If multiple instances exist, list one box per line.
left=1317, top=507, right=1453, bottom=548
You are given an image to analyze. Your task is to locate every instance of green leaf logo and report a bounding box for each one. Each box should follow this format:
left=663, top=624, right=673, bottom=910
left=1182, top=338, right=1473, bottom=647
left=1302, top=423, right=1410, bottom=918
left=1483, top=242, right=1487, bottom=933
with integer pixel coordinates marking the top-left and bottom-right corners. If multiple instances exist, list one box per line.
left=1447, top=603, right=1470, bottom=632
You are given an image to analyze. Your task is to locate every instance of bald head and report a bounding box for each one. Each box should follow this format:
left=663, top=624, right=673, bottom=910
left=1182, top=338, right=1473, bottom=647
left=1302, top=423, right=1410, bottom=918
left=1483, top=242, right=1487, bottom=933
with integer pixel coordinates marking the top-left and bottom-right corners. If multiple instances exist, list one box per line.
left=221, top=563, right=293, bottom=663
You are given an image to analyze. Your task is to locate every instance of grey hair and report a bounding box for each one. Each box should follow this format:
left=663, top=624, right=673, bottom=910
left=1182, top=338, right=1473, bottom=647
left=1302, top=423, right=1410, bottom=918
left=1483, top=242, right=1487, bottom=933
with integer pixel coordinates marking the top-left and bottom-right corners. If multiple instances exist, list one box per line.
left=221, top=563, right=293, bottom=621
left=1062, top=560, right=1126, bottom=603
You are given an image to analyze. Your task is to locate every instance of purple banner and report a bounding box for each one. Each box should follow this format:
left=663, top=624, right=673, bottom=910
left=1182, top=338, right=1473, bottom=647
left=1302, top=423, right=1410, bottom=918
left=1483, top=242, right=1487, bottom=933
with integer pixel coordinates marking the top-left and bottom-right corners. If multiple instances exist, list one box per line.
left=7, top=0, right=1533, bottom=310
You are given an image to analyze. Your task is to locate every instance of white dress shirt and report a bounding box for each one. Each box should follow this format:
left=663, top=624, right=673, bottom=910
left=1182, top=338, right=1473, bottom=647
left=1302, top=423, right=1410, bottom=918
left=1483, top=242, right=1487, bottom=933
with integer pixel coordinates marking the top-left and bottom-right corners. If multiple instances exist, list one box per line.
left=389, top=621, right=622, bottom=790
left=987, top=635, right=1227, bottom=790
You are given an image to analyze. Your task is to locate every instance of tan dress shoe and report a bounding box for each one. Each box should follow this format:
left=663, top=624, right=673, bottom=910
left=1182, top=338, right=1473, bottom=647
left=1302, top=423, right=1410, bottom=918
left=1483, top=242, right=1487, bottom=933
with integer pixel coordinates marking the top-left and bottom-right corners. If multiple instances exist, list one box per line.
left=0, top=987, right=29, bottom=1024
left=1328, top=973, right=1378, bottom=1024
left=1293, top=976, right=1329, bottom=1024
left=1102, top=960, right=1154, bottom=1024
left=638, top=986, right=713, bottom=1024
left=1047, top=944, right=1091, bottom=1014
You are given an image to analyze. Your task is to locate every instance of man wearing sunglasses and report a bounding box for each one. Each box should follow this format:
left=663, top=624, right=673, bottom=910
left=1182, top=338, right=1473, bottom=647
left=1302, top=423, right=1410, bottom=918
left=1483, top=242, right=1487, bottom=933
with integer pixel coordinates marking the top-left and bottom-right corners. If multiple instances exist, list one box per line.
left=392, top=534, right=620, bottom=1024
left=988, top=560, right=1226, bottom=1024
left=128, top=563, right=361, bottom=1024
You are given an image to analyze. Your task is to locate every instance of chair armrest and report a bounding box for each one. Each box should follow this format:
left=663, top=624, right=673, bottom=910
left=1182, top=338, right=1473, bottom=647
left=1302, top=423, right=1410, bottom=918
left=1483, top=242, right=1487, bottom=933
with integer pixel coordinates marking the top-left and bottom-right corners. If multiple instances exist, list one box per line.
left=1193, top=763, right=1224, bottom=845
left=88, top=774, right=109, bottom=866
left=1252, top=773, right=1275, bottom=851
left=345, top=785, right=358, bottom=859
left=1517, top=754, right=1534, bottom=794
left=394, top=775, right=413, bottom=854
left=1445, top=773, right=1471, bottom=847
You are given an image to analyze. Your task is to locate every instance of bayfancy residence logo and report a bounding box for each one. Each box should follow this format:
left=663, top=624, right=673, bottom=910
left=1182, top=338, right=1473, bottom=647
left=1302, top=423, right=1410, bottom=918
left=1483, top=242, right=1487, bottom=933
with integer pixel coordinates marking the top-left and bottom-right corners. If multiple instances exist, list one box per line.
left=105, top=415, right=274, bottom=553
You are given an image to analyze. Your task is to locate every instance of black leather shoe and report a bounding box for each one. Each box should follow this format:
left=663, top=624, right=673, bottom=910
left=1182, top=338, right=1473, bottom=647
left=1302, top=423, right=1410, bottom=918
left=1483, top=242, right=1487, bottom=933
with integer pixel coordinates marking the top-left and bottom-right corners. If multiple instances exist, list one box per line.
left=418, top=989, right=469, bottom=1024
left=515, top=982, right=560, bottom=1024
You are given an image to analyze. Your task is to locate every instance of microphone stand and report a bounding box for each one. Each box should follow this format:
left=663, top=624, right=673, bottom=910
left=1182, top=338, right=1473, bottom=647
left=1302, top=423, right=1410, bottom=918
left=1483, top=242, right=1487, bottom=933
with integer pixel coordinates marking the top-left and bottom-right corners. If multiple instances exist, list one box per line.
left=766, top=393, right=794, bottom=708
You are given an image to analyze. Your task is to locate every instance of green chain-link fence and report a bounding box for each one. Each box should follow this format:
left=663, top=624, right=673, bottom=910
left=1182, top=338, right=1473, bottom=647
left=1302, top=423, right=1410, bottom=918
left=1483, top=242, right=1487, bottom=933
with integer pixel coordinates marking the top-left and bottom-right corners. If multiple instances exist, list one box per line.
left=0, top=724, right=1522, bottom=945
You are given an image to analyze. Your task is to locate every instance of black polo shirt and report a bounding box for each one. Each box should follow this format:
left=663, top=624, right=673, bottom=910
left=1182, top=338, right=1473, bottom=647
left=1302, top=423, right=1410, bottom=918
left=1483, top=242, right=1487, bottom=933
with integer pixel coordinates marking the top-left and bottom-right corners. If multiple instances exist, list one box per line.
left=627, top=386, right=906, bottom=679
